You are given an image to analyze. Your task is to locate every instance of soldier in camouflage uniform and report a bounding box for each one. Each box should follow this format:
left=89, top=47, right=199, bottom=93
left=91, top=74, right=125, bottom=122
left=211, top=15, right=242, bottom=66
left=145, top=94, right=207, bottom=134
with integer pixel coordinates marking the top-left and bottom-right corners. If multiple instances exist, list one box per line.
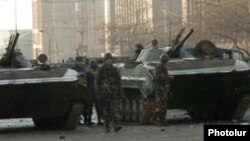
left=152, top=54, right=173, bottom=126
left=95, top=52, right=122, bottom=133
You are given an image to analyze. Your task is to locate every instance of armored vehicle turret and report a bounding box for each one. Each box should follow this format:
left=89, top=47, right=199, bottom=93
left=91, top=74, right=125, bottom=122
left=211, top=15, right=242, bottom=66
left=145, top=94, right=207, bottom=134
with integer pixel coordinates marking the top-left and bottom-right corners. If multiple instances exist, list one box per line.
left=118, top=29, right=250, bottom=123
left=0, top=33, right=85, bottom=129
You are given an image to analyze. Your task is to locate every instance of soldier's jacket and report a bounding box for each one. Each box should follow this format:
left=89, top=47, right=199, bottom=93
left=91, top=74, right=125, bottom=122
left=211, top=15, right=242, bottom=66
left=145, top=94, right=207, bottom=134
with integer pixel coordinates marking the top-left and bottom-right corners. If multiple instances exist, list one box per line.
left=154, top=63, right=169, bottom=86
left=71, top=63, right=85, bottom=73
left=95, top=64, right=121, bottom=100
left=86, top=70, right=96, bottom=101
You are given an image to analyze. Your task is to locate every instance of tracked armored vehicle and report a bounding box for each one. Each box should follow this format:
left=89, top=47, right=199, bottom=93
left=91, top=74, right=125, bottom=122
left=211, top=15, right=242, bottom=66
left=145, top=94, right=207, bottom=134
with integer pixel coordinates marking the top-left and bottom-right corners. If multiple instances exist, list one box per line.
left=119, top=29, right=250, bottom=123
left=0, top=33, right=85, bottom=129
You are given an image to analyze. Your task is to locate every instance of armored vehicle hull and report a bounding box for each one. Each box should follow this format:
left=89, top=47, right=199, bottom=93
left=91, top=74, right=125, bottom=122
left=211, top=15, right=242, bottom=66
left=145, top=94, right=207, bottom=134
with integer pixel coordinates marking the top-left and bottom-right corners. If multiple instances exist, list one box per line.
left=118, top=37, right=250, bottom=123
left=0, top=33, right=85, bottom=129
left=169, top=62, right=250, bottom=120
left=119, top=59, right=250, bottom=123
left=0, top=67, right=85, bottom=129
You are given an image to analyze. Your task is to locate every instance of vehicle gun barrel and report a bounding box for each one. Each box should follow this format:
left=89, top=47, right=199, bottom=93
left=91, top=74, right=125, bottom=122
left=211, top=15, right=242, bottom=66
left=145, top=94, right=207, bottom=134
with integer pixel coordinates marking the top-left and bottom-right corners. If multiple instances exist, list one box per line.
left=169, top=29, right=194, bottom=58
left=0, top=33, right=20, bottom=67
left=172, top=28, right=185, bottom=46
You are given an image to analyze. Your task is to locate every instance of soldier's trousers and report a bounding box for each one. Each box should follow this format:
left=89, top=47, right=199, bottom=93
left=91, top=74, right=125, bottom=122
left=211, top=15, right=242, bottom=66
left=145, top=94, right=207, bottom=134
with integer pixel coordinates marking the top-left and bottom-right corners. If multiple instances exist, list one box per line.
left=154, top=84, right=169, bottom=125
left=95, top=99, right=104, bottom=122
left=103, top=99, right=120, bottom=128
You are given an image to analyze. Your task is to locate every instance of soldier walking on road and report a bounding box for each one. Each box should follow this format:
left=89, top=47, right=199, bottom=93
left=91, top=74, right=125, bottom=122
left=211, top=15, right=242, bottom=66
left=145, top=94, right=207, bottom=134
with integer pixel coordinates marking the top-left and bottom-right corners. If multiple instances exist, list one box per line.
left=96, top=52, right=122, bottom=133
left=152, top=54, right=174, bottom=126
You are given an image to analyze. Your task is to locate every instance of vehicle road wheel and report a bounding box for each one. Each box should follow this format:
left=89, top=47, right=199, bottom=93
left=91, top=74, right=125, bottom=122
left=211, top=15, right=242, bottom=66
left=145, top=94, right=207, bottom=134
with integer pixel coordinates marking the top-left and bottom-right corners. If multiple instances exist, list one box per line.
left=138, top=99, right=145, bottom=124
left=124, top=99, right=131, bottom=121
left=131, top=100, right=137, bottom=122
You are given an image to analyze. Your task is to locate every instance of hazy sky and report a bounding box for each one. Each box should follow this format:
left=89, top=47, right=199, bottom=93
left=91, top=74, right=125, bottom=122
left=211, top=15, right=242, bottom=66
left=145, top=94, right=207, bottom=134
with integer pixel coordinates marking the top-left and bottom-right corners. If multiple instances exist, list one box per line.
left=0, top=0, right=32, bottom=30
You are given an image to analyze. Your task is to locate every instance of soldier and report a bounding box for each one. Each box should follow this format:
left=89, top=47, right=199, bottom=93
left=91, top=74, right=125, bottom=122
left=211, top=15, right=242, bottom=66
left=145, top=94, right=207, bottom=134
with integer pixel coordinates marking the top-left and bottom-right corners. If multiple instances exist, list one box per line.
left=134, top=43, right=144, bottom=59
left=152, top=54, right=174, bottom=126
left=72, top=56, right=86, bottom=73
left=86, top=59, right=103, bottom=125
left=152, top=39, right=159, bottom=48
left=96, top=52, right=122, bottom=133
left=71, top=56, right=87, bottom=125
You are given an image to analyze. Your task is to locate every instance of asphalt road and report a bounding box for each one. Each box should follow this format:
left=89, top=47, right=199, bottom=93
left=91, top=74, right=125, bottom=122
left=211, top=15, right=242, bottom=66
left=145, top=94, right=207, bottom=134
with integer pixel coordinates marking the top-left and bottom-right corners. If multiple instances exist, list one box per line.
left=0, top=109, right=249, bottom=141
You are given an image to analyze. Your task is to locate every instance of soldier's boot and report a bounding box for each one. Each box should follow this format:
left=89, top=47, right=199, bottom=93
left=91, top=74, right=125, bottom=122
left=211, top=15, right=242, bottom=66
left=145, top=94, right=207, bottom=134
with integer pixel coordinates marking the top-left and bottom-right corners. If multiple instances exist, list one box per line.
left=87, top=116, right=94, bottom=126
left=97, top=117, right=103, bottom=125
left=159, top=113, right=168, bottom=127
left=104, top=121, right=110, bottom=133
left=151, top=109, right=160, bottom=125
left=84, top=115, right=89, bottom=125
left=114, top=122, right=122, bottom=132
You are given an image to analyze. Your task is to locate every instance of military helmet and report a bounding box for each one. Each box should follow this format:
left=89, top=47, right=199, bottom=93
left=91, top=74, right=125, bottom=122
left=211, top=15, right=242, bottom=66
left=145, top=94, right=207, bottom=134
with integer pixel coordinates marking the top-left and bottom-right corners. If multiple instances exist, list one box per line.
left=89, top=59, right=98, bottom=69
left=103, top=52, right=113, bottom=61
left=160, top=54, right=170, bottom=62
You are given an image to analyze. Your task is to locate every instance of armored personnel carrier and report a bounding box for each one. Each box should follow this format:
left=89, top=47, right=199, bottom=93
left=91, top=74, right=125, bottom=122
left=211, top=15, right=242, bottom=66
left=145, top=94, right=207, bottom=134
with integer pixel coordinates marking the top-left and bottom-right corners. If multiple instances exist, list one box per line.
left=0, top=33, right=85, bottom=129
left=119, top=29, right=250, bottom=123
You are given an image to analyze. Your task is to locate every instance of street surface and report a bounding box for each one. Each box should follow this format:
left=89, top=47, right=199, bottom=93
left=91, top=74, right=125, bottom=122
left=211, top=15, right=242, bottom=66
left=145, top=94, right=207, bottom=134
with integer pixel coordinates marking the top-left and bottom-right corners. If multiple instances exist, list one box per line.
left=0, top=109, right=249, bottom=141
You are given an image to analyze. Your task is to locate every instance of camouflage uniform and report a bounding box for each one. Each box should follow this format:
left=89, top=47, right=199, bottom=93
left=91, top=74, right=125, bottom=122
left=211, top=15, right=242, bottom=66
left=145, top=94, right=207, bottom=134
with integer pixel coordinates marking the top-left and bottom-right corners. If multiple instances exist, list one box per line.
left=96, top=58, right=122, bottom=132
left=153, top=54, right=170, bottom=126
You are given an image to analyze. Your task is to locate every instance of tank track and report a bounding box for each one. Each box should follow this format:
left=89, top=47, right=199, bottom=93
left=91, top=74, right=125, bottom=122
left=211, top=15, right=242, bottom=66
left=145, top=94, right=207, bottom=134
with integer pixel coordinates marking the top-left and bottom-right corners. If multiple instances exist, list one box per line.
left=121, top=98, right=157, bottom=124
left=141, top=99, right=157, bottom=124
left=65, top=102, right=84, bottom=129
left=234, top=95, right=250, bottom=120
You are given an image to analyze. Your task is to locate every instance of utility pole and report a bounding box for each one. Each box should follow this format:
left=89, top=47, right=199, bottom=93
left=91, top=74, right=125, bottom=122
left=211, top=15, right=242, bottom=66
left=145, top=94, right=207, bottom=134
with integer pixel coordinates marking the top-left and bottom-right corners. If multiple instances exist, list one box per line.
left=169, top=0, right=172, bottom=44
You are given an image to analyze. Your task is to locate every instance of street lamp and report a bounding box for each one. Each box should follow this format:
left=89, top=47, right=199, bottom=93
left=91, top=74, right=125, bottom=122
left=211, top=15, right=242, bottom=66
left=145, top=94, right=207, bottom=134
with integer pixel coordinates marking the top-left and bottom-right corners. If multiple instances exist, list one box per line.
left=39, top=29, right=51, bottom=64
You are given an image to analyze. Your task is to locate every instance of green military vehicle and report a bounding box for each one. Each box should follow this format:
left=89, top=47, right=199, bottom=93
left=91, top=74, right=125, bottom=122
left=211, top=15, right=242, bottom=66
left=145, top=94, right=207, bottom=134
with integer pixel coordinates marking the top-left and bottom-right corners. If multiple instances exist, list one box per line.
left=118, top=29, right=250, bottom=123
left=0, top=33, right=85, bottom=129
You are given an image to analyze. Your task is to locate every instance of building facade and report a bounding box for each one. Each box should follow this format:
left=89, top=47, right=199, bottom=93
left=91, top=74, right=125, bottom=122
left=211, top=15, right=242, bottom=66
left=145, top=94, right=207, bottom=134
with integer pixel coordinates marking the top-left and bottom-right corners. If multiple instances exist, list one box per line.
left=32, top=0, right=106, bottom=63
left=33, top=0, right=186, bottom=59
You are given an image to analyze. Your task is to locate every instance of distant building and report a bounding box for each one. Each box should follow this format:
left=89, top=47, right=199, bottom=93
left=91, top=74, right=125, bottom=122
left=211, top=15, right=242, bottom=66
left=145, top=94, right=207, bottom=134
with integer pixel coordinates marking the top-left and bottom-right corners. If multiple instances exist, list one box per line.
left=33, top=0, right=185, bottom=59
left=32, top=0, right=106, bottom=63
left=108, top=0, right=183, bottom=55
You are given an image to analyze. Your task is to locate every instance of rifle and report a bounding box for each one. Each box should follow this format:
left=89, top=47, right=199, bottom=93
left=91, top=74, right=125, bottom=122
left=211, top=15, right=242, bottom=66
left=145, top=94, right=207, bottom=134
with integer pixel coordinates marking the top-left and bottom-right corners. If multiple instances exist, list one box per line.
left=0, top=33, right=20, bottom=67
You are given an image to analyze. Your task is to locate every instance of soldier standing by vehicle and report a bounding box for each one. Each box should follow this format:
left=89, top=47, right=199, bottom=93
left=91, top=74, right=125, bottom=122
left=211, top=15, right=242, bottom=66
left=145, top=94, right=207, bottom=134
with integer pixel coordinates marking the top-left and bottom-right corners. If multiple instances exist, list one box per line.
left=96, top=52, right=122, bottom=133
left=71, top=56, right=87, bottom=125
left=152, top=39, right=159, bottom=48
left=72, top=56, right=85, bottom=73
left=134, top=43, right=144, bottom=59
left=86, top=60, right=103, bottom=125
left=152, top=54, right=174, bottom=126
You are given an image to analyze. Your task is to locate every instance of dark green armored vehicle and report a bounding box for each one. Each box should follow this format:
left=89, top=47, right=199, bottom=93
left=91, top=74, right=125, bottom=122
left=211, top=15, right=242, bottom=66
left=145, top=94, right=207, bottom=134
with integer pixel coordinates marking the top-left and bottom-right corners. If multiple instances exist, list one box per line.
left=118, top=29, right=250, bottom=123
left=0, top=33, right=85, bottom=129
